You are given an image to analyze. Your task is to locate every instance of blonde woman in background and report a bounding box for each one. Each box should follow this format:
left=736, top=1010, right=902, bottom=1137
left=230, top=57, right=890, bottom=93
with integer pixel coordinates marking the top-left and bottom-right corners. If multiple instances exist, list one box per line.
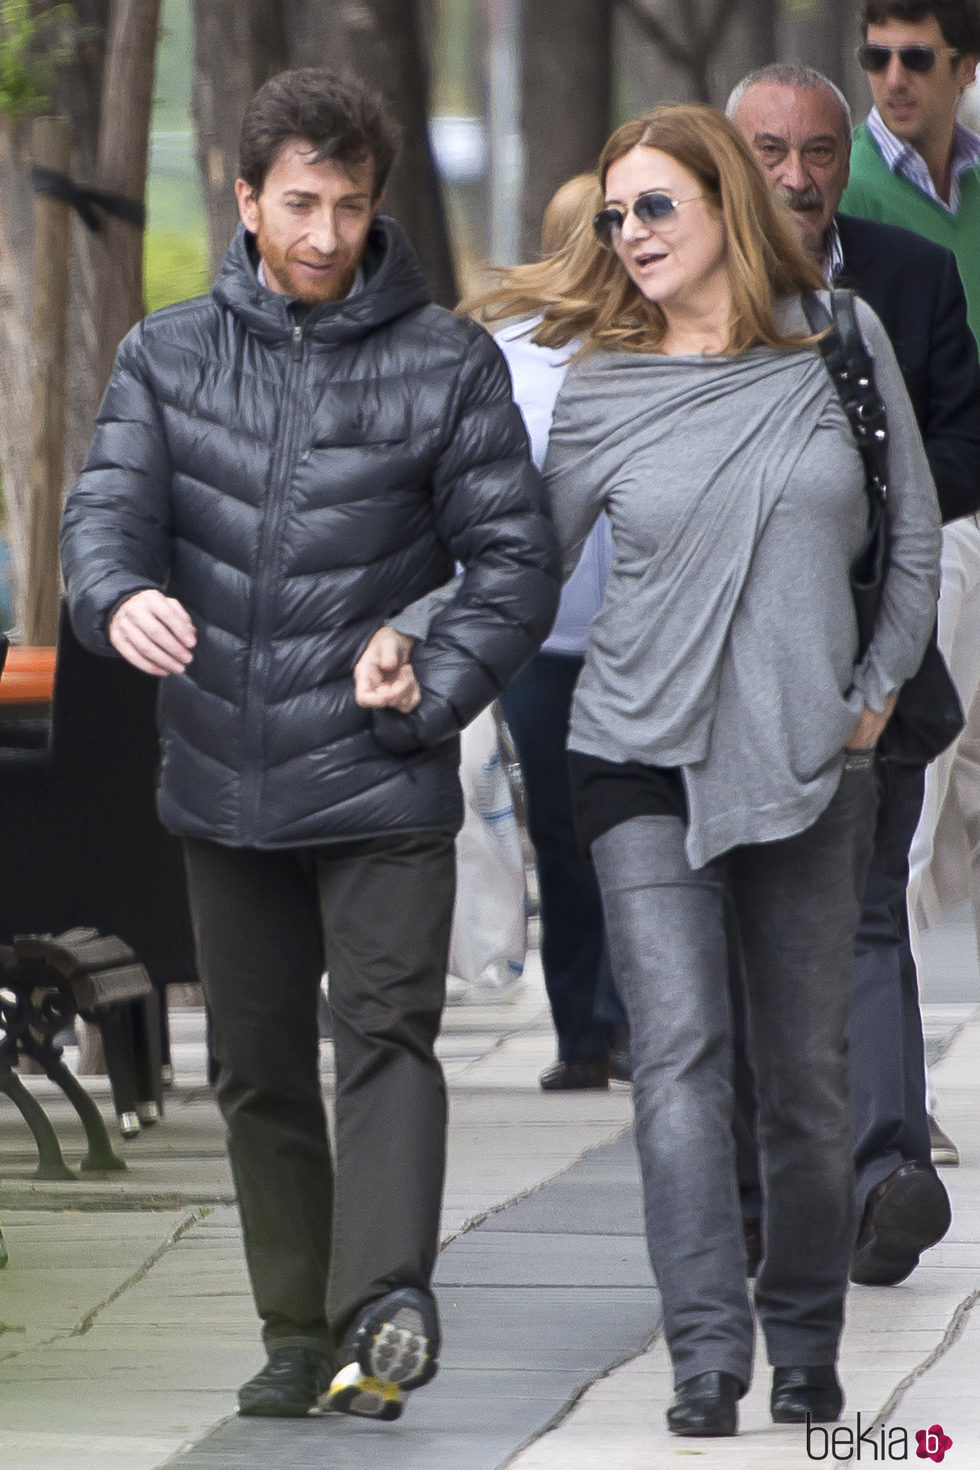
left=496, top=175, right=629, bottom=1091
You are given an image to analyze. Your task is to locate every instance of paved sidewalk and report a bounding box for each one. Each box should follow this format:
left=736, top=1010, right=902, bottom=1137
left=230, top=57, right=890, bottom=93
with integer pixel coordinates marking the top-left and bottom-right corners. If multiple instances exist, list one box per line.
left=0, top=937, right=977, bottom=1470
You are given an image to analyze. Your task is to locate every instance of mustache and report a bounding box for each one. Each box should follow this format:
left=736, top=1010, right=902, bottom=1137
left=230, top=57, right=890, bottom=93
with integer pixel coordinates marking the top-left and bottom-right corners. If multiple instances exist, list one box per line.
left=777, top=185, right=824, bottom=212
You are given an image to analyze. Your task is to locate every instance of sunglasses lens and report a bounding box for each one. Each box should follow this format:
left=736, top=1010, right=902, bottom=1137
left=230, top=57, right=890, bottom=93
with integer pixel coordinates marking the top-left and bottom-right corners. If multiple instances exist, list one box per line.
left=858, top=44, right=890, bottom=71
left=900, top=46, right=937, bottom=71
left=634, top=192, right=676, bottom=225
left=858, top=42, right=936, bottom=72
left=593, top=208, right=623, bottom=247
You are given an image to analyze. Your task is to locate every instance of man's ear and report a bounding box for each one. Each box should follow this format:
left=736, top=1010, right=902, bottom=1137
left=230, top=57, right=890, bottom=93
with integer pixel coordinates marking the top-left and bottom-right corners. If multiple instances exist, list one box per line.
left=235, top=177, right=260, bottom=232
left=956, top=52, right=979, bottom=92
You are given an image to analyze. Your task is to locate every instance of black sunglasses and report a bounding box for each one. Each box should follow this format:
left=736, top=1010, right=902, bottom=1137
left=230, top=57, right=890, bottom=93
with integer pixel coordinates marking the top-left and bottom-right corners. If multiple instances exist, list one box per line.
left=856, top=42, right=961, bottom=73
left=592, top=191, right=704, bottom=249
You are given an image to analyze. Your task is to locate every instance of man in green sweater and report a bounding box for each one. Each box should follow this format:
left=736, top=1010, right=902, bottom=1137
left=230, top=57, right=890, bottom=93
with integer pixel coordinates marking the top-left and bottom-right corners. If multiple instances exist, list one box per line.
left=842, top=0, right=980, bottom=333
left=842, top=0, right=980, bottom=1183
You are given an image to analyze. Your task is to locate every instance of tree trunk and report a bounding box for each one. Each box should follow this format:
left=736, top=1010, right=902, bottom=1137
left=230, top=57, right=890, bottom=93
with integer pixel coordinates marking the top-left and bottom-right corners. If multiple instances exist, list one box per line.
left=745, top=0, right=779, bottom=68
left=282, top=0, right=347, bottom=67
left=50, top=0, right=110, bottom=488
left=78, top=0, right=162, bottom=406
left=0, top=1, right=108, bottom=632
left=520, top=0, right=613, bottom=260
left=192, top=0, right=289, bottom=279
left=617, top=0, right=749, bottom=107
left=24, top=116, right=72, bottom=645
left=340, top=0, right=458, bottom=305
left=0, top=118, right=38, bottom=633
left=785, top=0, right=852, bottom=90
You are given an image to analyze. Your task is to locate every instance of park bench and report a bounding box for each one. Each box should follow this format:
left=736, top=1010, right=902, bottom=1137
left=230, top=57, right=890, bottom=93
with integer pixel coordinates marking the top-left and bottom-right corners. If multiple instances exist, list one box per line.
left=0, top=928, right=153, bottom=1178
left=0, top=607, right=200, bottom=1138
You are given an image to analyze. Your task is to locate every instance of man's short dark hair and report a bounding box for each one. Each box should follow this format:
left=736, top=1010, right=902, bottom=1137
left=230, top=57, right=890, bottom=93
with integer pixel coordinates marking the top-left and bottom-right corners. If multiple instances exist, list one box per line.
left=238, top=67, right=402, bottom=199
left=861, top=0, right=980, bottom=53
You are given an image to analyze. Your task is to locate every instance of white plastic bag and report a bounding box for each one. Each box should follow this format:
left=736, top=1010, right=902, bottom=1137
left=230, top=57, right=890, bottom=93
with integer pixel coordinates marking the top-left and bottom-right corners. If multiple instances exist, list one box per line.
left=448, top=706, right=528, bottom=1001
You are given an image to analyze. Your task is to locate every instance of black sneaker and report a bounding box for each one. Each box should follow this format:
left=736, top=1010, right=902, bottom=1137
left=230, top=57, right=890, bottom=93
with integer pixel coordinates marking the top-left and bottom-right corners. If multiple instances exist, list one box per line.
left=238, top=1346, right=333, bottom=1417
left=322, top=1287, right=440, bottom=1421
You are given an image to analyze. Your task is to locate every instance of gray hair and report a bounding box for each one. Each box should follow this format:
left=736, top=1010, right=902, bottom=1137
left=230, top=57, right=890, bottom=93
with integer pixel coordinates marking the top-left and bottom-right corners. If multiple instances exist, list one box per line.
left=725, top=63, right=852, bottom=137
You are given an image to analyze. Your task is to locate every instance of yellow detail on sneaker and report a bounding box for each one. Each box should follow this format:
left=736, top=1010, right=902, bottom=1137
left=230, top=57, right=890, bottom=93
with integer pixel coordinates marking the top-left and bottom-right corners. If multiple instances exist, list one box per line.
left=321, top=1362, right=404, bottom=1421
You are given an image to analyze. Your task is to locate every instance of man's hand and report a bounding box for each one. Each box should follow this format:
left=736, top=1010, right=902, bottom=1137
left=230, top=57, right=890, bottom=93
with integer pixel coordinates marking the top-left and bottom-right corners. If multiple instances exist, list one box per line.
left=846, top=693, right=896, bottom=750
left=109, top=589, right=197, bottom=677
left=354, top=627, right=420, bottom=712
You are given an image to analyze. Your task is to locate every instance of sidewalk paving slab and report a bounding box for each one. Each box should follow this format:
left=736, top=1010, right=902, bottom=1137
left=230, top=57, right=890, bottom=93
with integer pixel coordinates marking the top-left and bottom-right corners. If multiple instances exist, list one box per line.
left=1, top=942, right=979, bottom=1470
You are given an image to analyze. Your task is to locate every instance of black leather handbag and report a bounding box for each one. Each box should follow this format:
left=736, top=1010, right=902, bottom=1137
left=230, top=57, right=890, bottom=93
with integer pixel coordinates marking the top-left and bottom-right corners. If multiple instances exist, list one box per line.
left=803, top=288, right=963, bottom=764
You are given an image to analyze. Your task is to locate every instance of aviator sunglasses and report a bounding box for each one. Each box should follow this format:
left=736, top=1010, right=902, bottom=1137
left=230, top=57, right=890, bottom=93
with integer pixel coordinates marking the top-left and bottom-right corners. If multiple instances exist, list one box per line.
left=593, top=191, right=704, bottom=249
left=856, top=42, right=961, bottom=73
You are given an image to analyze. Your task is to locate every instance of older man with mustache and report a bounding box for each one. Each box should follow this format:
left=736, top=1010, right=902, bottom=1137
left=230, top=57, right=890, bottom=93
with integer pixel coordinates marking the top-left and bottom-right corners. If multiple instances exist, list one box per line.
left=728, top=62, right=980, bottom=1288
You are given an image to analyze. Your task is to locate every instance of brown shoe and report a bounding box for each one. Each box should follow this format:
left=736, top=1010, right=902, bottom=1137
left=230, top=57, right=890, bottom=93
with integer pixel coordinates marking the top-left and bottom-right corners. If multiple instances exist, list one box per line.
left=928, top=1114, right=960, bottom=1168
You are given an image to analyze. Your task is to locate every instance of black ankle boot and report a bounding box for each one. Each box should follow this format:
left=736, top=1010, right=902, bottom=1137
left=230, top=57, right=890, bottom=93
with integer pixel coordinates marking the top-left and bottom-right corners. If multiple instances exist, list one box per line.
left=666, top=1370, right=743, bottom=1437
left=771, top=1366, right=843, bottom=1424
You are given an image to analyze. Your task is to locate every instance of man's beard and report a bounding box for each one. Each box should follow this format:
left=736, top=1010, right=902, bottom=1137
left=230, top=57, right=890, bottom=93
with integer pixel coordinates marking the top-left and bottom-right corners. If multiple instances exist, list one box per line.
left=264, top=252, right=356, bottom=304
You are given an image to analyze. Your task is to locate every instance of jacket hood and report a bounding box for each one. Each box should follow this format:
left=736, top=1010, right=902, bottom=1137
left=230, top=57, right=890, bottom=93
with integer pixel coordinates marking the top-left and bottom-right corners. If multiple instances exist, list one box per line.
left=212, top=213, right=433, bottom=345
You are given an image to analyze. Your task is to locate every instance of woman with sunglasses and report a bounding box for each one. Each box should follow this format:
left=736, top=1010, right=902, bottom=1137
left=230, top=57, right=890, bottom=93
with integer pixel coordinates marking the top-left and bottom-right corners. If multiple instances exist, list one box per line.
left=425, top=103, right=940, bottom=1439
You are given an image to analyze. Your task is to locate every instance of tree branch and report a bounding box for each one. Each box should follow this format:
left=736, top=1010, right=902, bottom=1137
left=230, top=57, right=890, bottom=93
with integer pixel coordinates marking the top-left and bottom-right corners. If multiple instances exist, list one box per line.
left=617, top=0, right=693, bottom=70
left=708, top=0, right=744, bottom=48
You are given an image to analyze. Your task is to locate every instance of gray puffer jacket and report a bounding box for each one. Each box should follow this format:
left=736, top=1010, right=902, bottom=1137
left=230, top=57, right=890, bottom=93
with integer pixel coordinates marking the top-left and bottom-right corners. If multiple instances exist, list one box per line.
left=60, top=218, right=560, bottom=847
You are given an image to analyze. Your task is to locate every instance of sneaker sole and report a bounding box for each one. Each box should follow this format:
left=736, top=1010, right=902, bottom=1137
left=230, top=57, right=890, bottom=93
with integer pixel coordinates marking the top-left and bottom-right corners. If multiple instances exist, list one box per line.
left=363, top=1305, right=433, bottom=1386
left=354, top=1292, right=439, bottom=1391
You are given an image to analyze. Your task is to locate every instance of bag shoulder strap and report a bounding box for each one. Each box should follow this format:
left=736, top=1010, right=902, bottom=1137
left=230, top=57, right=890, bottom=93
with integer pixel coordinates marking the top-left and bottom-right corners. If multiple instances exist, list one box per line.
left=801, top=287, right=889, bottom=505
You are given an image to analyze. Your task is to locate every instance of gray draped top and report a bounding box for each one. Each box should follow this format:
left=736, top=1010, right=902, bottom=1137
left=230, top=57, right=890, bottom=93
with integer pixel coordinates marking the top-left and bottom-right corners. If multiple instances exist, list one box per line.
left=543, top=294, right=940, bottom=867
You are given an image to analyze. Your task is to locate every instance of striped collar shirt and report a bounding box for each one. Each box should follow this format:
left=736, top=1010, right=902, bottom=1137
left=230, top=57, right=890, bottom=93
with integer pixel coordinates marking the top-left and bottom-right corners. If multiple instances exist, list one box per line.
left=824, top=219, right=845, bottom=285
left=867, top=104, right=980, bottom=213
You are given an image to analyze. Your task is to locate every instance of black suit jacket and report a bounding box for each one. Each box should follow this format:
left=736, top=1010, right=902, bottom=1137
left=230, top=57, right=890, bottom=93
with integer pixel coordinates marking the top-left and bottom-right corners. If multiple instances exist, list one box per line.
left=835, top=212, right=980, bottom=523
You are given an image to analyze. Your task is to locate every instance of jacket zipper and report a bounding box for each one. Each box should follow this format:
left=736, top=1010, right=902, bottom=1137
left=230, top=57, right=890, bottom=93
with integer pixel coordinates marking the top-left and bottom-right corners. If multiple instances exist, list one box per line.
left=239, top=320, right=307, bottom=839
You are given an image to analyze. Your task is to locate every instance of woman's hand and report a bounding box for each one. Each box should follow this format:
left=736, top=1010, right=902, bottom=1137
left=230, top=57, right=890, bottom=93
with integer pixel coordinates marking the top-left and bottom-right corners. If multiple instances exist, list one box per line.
left=354, top=627, right=420, bottom=712
left=846, top=693, right=896, bottom=750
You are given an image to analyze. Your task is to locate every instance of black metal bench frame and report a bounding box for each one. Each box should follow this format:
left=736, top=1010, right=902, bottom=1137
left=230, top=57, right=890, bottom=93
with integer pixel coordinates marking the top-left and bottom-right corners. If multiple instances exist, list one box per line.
left=0, top=610, right=199, bottom=1136
left=0, top=928, right=153, bottom=1179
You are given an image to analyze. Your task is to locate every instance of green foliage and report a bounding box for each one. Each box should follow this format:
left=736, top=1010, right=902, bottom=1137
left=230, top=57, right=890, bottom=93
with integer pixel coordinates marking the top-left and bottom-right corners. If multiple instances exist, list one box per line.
left=144, top=228, right=209, bottom=313
left=0, top=0, right=74, bottom=120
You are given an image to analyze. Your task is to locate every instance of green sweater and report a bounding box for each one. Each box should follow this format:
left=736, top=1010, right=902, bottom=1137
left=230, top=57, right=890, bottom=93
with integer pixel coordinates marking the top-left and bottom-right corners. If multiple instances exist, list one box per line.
left=841, top=123, right=980, bottom=346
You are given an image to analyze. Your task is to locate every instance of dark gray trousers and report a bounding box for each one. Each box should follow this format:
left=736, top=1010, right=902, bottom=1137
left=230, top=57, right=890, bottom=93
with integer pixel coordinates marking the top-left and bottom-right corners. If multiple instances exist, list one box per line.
left=735, top=758, right=931, bottom=1229
left=590, top=762, right=876, bottom=1390
left=183, top=831, right=456, bottom=1360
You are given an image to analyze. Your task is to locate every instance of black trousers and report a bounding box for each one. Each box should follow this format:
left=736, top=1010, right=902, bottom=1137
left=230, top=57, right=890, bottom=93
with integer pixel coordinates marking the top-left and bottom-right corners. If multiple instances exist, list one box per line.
left=850, top=758, right=930, bottom=1207
left=183, top=830, right=456, bottom=1358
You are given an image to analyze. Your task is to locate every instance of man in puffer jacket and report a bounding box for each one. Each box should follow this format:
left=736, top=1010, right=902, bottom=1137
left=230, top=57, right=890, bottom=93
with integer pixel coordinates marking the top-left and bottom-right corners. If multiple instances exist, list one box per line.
left=60, top=67, right=559, bottom=1424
